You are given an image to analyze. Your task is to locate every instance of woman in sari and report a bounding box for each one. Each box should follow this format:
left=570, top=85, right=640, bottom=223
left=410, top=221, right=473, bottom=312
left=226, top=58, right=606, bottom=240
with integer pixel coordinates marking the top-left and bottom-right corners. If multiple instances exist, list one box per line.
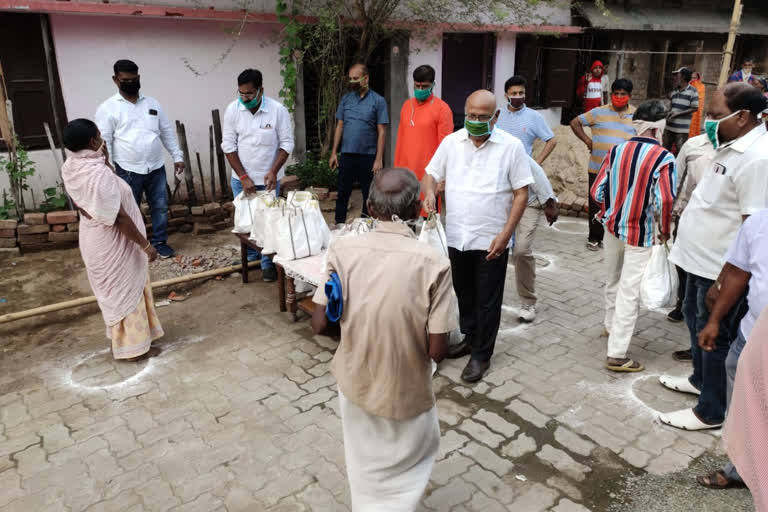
left=62, top=119, right=163, bottom=360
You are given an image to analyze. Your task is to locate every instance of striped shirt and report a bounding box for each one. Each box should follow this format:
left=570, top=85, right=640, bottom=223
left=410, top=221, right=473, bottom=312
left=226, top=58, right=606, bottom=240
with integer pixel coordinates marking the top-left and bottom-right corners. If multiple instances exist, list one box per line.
left=578, top=104, right=636, bottom=173
left=496, top=105, right=555, bottom=156
left=590, top=136, right=677, bottom=247
left=667, top=84, right=699, bottom=134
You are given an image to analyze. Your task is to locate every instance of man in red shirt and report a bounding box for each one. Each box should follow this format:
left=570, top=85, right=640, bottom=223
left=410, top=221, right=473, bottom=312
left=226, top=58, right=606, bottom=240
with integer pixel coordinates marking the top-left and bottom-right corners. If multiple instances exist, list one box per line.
left=577, top=61, right=609, bottom=112
left=394, top=65, right=453, bottom=212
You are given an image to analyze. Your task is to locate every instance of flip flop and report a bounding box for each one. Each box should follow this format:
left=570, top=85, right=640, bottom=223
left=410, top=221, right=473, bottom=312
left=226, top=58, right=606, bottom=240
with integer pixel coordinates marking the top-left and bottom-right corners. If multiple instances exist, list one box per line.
left=696, top=471, right=747, bottom=490
left=606, top=358, right=644, bottom=372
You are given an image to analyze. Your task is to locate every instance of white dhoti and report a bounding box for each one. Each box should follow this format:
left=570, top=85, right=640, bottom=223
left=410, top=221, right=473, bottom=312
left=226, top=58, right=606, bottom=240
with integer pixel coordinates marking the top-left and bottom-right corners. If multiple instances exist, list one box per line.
left=339, top=389, right=440, bottom=511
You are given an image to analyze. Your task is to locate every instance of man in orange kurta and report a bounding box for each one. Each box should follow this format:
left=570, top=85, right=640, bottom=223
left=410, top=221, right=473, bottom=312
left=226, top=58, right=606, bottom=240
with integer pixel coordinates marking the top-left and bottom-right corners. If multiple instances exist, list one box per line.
left=394, top=64, right=453, bottom=213
left=689, top=71, right=706, bottom=138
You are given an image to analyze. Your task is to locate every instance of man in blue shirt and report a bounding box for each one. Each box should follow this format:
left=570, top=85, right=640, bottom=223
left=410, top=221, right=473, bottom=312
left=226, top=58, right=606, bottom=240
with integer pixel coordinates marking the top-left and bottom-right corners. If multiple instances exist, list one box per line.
left=495, top=75, right=557, bottom=164
left=329, top=63, right=389, bottom=224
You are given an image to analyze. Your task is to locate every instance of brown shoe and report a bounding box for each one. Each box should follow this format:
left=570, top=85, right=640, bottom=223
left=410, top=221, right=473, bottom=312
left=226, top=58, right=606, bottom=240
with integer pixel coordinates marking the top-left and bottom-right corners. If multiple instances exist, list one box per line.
left=673, top=349, right=693, bottom=362
left=461, top=359, right=490, bottom=382
left=446, top=340, right=472, bottom=359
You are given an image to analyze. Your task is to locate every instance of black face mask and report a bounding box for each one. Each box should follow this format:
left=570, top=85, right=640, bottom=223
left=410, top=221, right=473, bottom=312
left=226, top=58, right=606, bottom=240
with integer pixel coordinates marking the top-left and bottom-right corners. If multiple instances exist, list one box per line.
left=119, top=79, right=141, bottom=96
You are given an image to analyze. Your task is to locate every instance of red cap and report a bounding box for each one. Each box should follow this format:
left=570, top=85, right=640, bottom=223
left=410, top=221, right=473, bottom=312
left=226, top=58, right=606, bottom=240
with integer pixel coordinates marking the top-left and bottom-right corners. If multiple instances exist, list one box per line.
left=591, top=60, right=604, bottom=71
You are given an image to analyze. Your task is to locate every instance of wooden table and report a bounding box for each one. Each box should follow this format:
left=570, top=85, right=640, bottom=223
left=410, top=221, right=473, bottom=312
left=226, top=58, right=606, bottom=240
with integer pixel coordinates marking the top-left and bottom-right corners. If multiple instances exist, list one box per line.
left=234, top=232, right=320, bottom=321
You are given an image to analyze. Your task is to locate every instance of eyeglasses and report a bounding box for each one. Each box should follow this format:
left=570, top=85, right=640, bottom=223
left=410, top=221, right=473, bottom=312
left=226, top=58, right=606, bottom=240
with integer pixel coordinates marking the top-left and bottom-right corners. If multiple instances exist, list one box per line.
left=465, top=114, right=493, bottom=122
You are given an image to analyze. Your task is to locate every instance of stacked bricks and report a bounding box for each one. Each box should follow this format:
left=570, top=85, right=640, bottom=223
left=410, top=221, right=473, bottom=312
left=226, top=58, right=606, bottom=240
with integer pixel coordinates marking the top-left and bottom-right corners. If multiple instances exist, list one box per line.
left=153, top=201, right=234, bottom=237
left=15, top=210, right=80, bottom=252
left=553, top=191, right=589, bottom=219
left=0, top=218, right=18, bottom=249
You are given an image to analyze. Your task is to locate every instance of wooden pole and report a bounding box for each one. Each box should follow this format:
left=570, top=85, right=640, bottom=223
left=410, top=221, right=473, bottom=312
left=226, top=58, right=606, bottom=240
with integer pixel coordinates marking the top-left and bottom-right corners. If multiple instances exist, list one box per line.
left=40, top=15, right=67, bottom=165
left=0, top=261, right=261, bottom=324
left=719, top=0, right=743, bottom=88
left=196, top=151, right=206, bottom=203
left=43, top=122, right=74, bottom=211
left=211, top=109, right=229, bottom=199
left=175, top=121, right=197, bottom=206
left=208, top=125, right=216, bottom=200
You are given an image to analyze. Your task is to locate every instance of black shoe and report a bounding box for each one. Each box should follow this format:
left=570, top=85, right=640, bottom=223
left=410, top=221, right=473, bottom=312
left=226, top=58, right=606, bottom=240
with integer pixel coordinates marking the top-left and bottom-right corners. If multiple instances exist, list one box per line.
left=673, top=349, right=693, bottom=362
left=446, top=340, right=472, bottom=359
left=155, top=243, right=175, bottom=259
left=461, top=359, right=490, bottom=383
left=667, top=308, right=684, bottom=323
left=262, top=267, right=277, bottom=282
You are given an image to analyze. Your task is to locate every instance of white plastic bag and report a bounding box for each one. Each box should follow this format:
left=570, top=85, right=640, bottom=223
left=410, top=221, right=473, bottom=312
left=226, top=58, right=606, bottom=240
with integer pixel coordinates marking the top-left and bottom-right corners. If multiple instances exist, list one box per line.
left=232, top=191, right=255, bottom=233
left=640, top=244, right=679, bottom=311
left=321, top=219, right=373, bottom=272
left=261, top=203, right=287, bottom=255
left=274, top=202, right=331, bottom=261
left=418, top=213, right=449, bottom=257
left=418, top=213, right=461, bottom=345
left=248, top=193, right=279, bottom=245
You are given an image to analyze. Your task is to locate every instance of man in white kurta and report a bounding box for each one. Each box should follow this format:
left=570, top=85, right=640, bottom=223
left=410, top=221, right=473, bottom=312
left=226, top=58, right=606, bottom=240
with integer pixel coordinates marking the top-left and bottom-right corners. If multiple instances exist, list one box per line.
left=311, top=168, right=457, bottom=511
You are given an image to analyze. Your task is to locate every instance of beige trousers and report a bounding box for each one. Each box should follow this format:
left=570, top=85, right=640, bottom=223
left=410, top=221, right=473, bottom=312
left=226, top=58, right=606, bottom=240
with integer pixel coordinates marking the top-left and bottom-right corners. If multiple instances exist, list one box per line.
left=513, top=206, right=542, bottom=305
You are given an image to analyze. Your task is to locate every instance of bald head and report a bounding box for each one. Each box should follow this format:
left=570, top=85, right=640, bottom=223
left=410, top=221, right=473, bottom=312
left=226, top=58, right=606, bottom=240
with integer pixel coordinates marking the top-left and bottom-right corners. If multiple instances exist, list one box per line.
left=349, top=63, right=368, bottom=76
left=465, top=90, right=497, bottom=114
left=367, top=168, right=421, bottom=221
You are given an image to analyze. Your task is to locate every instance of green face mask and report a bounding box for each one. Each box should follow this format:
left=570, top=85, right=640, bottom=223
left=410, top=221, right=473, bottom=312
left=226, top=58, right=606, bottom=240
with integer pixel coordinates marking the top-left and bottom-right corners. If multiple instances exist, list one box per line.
left=414, top=86, right=433, bottom=102
left=239, top=93, right=262, bottom=110
left=464, top=118, right=492, bottom=137
left=704, top=109, right=741, bottom=150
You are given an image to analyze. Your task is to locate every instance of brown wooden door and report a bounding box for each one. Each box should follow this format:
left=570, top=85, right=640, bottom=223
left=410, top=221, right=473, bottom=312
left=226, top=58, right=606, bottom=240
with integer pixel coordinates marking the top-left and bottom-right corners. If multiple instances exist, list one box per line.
left=441, top=33, right=496, bottom=130
left=0, top=13, right=67, bottom=150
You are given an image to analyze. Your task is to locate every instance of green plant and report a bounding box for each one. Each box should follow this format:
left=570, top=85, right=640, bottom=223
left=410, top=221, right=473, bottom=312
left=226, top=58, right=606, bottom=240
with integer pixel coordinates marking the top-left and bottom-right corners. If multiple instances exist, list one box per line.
left=286, top=152, right=337, bottom=191
left=0, top=135, right=36, bottom=219
left=276, top=0, right=301, bottom=112
left=0, top=189, right=16, bottom=220
left=39, top=183, right=69, bottom=213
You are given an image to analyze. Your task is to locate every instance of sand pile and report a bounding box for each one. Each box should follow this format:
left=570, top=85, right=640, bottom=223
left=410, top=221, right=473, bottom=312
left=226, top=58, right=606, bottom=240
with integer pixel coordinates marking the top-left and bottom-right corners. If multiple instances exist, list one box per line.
left=532, top=125, right=590, bottom=199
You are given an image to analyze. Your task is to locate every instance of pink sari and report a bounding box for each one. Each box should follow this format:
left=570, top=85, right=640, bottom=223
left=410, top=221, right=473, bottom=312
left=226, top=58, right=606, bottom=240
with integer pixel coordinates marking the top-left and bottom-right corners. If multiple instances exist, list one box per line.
left=62, top=149, right=159, bottom=358
left=724, top=306, right=768, bottom=511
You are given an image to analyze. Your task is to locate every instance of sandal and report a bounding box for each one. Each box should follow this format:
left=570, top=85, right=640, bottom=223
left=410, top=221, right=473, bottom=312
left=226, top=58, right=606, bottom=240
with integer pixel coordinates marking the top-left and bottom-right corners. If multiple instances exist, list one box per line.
left=606, top=358, right=644, bottom=372
left=696, top=470, right=746, bottom=489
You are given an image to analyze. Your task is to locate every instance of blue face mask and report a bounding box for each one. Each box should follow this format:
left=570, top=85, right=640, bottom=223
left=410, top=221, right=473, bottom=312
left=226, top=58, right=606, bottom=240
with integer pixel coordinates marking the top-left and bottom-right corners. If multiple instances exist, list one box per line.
left=239, top=92, right=262, bottom=110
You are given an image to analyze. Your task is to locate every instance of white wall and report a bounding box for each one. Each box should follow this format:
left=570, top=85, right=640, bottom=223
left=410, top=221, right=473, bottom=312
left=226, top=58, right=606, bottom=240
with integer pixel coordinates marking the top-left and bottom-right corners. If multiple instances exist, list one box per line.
left=493, top=32, right=517, bottom=96
left=7, top=13, right=284, bottom=204
left=407, top=34, right=443, bottom=99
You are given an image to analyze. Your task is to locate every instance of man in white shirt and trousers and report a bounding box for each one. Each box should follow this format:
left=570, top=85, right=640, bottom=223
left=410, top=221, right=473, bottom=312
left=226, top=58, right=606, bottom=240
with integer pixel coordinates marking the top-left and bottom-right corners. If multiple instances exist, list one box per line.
left=659, top=83, right=768, bottom=431
left=423, top=89, right=533, bottom=383
left=221, top=68, right=294, bottom=282
left=96, top=59, right=184, bottom=259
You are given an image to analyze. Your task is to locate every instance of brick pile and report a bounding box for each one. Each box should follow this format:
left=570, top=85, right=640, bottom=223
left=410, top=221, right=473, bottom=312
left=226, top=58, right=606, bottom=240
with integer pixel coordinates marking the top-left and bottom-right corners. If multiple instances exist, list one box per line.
left=3, top=202, right=235, bottom=254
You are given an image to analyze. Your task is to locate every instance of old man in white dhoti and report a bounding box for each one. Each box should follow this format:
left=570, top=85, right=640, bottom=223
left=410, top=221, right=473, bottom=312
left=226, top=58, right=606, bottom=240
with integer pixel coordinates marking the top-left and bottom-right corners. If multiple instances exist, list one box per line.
left=311, top=168, right=457, bottom=510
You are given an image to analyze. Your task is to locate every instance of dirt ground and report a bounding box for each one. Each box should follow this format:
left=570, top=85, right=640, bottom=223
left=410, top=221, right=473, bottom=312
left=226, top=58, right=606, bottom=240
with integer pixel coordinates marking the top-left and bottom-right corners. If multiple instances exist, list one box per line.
left=533, top=125, right=591, bottom=198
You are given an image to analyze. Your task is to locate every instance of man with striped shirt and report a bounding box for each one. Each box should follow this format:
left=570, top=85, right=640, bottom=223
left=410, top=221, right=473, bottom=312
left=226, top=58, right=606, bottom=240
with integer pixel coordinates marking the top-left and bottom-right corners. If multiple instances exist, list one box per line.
left=570, top=79, right=636, bottom=251
left=591, top=99, right=677, bottom=372
left=663, top=67, right=699, bottom=155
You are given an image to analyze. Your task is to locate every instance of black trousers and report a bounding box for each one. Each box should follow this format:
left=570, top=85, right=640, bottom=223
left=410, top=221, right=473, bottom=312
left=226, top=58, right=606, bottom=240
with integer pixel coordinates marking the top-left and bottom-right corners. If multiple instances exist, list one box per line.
left=448, top=248, right=509, bottom=362
left=587, top=172, right=604, bottom=243
left=335, top=153, right=375, bottom=224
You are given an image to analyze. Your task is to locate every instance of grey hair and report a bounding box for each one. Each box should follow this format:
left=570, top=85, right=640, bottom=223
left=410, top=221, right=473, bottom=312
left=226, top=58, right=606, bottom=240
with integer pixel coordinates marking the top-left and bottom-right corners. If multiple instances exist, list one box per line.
left=368, top=168, right=421, bottom=220
left=634, top=99, right=667, bottom=122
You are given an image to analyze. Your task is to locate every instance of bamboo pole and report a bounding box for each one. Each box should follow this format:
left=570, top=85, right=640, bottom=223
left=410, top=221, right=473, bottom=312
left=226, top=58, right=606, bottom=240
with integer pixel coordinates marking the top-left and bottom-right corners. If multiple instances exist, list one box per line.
left=40, top=15, right=67, bottom=165
left=196, top=151, right=206, bottom=203
left=209, top=125, right=216, bottom=201
left=211, top=109, right=229, bottom=199
left=175, top=121, right=197, bottom=206
left=718, top=0, right=743, bottom=87
left=0, top=261, right=260, bottom=324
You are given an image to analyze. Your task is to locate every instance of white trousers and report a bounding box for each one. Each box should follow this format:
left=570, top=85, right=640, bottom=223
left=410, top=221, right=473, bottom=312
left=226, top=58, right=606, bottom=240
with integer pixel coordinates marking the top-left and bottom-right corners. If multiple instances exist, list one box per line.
left=603, top=233, right=652, bottom=359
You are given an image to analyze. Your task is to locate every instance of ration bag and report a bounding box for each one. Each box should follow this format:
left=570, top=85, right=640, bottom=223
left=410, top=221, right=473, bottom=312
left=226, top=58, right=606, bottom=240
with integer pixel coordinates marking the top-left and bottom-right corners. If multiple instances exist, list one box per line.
left=418, top=213, right=462, bottom=345
left=232, top=190, right=277, bottom=235
left=273, top=201, right=331, bottom=261
left=640, top=243, right=679, bottom=311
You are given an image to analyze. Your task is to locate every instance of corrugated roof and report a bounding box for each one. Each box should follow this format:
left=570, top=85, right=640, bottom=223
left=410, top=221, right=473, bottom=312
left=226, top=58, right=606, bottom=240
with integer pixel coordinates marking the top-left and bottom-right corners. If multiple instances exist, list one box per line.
left=578, top=4, right=768, bottom=36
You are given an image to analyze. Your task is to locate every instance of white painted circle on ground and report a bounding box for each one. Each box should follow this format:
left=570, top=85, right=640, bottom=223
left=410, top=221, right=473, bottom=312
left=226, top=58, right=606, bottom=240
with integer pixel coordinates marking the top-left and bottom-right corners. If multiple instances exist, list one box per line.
left=549, top=218, right=588, bottom=236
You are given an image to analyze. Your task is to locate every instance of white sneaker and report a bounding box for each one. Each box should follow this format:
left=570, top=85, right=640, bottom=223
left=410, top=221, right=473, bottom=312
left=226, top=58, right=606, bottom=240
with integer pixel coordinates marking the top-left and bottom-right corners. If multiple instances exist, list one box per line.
left=518, top=304, right=536, bottom=322
left=658, top=408, right=722, bottom=430
left=659, top=375, right=701, bottom=395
